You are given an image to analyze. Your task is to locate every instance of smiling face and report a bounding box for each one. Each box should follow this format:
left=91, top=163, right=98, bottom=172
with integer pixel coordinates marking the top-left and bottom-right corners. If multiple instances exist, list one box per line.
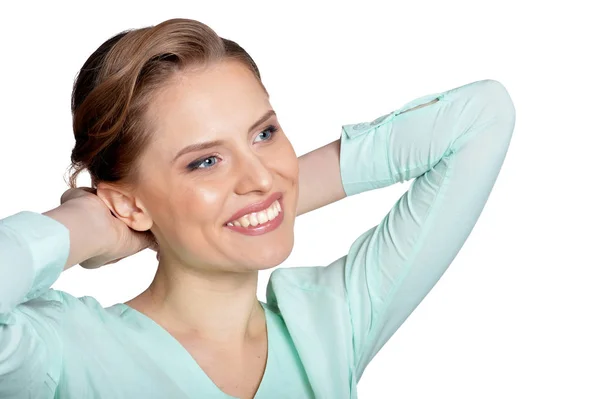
left=133, top=60, right=299, bottom=272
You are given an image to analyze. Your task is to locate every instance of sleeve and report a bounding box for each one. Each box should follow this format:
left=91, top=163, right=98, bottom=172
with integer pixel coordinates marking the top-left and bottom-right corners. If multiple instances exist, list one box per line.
left=338, top=79, right=516, bottom=381
left=0, top=211, right=70, bottom=397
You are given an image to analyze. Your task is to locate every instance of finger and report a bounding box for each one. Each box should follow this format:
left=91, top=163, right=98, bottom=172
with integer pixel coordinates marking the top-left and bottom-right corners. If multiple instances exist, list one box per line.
left=105, top=256, right=126, bottom=266
left=60, top=187, right=96, bottom=204
left=80, top=259, right=105, bottom=269
left=128, top=230, right=158, bottom=255
left=81, top=257, right=122, bottom=268
left=144, top=232, right=159, bottom=253
left=149, top=239, right=159, bottom=252
left=60, top=188, right=78, bottom=204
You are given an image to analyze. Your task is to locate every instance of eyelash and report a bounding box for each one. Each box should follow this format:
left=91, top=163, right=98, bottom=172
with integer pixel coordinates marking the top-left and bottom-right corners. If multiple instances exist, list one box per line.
left=187, top=125, right=279, bottom=171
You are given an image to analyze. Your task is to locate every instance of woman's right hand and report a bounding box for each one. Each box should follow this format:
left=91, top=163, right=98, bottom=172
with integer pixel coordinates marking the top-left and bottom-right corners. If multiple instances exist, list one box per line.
left=56, top=187, right=158, bottom=269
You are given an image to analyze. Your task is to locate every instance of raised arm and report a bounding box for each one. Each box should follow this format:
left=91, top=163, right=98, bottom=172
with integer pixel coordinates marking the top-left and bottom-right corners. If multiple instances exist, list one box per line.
left=0, top=210, right=72, bottom=396
left=0, top=189, right=152, bottom=395
left=267, top=79, right=516, bottom=391
left=295, top=95, right=442, bottom=216
left=341, top=79, right=516, bottom=380
left=296, top=139, right=346, bottom=216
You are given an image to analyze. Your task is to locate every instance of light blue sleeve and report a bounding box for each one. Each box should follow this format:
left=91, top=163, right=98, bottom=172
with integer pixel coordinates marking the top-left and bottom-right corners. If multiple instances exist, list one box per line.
left=0, top=211, right=70, bottom=397
left=338, top=79, right=516, bottom=381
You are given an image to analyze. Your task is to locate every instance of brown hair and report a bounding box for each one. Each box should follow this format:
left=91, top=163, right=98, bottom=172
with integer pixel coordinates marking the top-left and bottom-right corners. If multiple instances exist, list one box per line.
left=67, top=18, right=266, bottom=189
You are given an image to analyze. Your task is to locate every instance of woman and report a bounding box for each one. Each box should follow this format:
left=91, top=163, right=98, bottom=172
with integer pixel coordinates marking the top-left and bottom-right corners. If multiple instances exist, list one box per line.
left=0, top=18, right=515, bottom=399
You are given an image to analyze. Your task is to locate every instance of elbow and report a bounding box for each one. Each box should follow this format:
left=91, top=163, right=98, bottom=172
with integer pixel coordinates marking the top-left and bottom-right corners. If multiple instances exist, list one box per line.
left=479, top=79, right=517, bottom=130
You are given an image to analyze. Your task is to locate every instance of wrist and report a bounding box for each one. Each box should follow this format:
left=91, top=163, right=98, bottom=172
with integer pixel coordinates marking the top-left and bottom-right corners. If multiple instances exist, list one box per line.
left=43, top=200, right=107, bottom=269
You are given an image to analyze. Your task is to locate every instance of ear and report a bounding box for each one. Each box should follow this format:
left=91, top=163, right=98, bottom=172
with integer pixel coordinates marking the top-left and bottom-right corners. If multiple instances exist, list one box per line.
left=96, top=182, right=153, bottom=232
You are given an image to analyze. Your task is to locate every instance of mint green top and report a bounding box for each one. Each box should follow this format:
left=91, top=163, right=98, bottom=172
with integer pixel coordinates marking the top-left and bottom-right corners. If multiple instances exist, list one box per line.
left=0, top=79, right=515, bottom=398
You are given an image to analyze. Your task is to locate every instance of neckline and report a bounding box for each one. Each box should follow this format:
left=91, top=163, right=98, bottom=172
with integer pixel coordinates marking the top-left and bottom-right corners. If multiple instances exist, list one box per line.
left=112, top=301, right=273, bottom=398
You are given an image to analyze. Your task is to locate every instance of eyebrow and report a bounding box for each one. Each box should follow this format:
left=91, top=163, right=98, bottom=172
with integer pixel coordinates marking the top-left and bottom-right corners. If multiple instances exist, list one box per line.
left=172, top=110, right=276, bottom=164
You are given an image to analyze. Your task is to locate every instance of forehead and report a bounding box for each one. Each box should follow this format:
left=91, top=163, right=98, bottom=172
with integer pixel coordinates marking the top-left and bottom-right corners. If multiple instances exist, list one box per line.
left=147, top=60, right=270, bottom=148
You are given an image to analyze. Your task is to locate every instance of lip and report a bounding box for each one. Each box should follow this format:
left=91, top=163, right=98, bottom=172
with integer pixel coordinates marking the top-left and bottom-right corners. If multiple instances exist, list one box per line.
left=225, top=192, right=283, bottom=225
left=225, top=202, right=284, bottom=236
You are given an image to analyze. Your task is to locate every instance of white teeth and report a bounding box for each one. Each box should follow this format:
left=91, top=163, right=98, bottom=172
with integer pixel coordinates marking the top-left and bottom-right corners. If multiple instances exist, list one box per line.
left=249, top=213, right=259, bottom=226
left=228, top=199, right=282, bottom=228
left=240, top=216, right=250, bottom=227
left=257, top=211, right=268, bottom=224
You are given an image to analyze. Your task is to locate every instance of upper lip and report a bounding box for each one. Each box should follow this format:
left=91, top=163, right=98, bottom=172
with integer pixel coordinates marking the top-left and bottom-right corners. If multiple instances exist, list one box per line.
left=225, top=192, right=283, bottom=224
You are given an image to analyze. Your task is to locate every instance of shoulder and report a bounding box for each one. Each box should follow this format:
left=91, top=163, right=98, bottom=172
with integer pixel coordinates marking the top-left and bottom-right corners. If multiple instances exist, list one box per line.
left=265, top=260, right=350, bottom=321
left=268, top=258, right=348, bottom=298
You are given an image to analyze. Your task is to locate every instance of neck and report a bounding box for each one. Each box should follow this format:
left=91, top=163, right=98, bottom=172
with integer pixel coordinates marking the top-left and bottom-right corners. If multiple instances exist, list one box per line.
left=134, top=259, right=264, bottom=345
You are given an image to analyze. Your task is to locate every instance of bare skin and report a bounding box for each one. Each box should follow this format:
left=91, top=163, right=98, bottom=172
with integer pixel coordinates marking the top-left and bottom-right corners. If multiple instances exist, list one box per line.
left=43, top=73, right=435, bottom=396
left=44, top=139, right=344, bottom=398
left=44, top=59, right=346, bottom=397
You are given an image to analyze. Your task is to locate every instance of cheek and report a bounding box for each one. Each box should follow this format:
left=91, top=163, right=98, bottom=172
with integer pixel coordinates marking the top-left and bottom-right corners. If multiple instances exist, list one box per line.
left=161, top=184, right=229, bottom=253
left=274, top=141, right=300, bottom=212
left=275, top=136, right=299, bottom=179
left=180, top=185, right=226, bottom=223
left=148, top=181, right=228, bottom=235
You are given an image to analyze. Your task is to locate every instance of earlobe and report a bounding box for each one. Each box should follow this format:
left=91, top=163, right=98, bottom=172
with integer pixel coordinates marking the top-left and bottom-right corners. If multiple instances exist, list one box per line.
left=96, top=183, right=153, bottom=232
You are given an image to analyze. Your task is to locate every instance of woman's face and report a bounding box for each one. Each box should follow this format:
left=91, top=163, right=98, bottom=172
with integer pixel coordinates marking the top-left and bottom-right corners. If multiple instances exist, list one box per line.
left=134, top=60, right=299, bottom=272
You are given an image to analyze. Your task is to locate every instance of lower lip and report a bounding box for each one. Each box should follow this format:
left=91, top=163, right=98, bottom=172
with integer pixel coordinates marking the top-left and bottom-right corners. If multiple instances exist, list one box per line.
left=224, top=200, right=284, bottom=236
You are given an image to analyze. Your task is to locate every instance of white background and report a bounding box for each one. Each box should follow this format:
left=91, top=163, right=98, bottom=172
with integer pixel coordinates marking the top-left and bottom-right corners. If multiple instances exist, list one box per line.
left=1, top=1, right=598, bottom=398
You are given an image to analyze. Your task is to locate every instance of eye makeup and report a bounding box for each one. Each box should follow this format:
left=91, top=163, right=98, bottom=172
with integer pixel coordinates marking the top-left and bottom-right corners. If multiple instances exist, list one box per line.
left=185, top=124, right=280, bottom=172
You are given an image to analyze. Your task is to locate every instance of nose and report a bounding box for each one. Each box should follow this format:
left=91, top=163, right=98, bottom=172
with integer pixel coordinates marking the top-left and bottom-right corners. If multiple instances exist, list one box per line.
left=233, top=151, right=273, bottom=195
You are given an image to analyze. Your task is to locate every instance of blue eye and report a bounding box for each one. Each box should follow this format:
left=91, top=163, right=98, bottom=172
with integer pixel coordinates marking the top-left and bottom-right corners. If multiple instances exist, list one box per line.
left=189, top=155, right=219, bottom=170
left=254, top=125, right=278, bottom=143
left=187, top=126, right=278, bottom=171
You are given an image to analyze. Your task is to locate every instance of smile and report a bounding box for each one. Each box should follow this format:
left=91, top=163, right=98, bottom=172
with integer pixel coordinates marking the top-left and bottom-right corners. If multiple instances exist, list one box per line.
left=224, top=194, right=285, bottom=236
left=227, top=199, right=281, bottom=228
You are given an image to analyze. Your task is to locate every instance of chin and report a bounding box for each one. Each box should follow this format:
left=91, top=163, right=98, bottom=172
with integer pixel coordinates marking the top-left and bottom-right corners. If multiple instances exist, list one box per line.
left=244, top=236, right=294, bottom=271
